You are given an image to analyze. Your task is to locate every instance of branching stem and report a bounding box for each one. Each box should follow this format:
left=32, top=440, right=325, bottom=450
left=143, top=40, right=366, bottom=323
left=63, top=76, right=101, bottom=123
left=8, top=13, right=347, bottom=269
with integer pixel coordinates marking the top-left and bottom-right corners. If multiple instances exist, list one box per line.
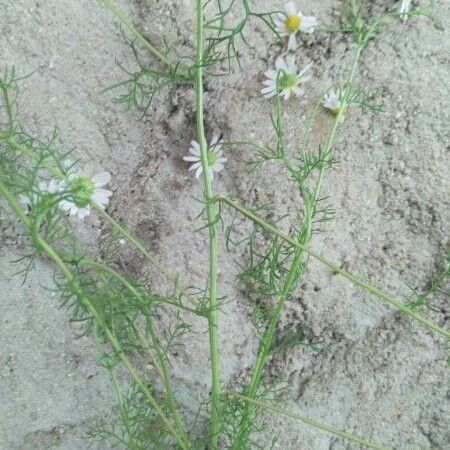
left=234, top=44, right=364, bottom=447
left=225, top=391, right=393, bottom=450
left=81, top=259, right=186, bottom=436
left=218, top=195, right=450, bottom=340
left=0, top=134, right=200, bottom=311
left=0, top=177, right=191, bottom=450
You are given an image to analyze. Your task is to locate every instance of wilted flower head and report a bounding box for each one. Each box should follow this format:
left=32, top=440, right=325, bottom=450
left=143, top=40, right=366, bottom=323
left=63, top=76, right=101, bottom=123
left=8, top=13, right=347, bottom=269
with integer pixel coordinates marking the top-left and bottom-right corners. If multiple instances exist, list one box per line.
left=323, top=88, right=347, bottom=119
left=60, top=171, right=113, bottom=219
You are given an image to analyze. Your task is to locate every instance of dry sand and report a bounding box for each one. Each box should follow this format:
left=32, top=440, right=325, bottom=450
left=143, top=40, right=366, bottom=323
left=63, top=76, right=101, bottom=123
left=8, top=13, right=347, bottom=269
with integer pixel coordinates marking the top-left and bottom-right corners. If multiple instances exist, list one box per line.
left=1, top=1, right=449, bottom=448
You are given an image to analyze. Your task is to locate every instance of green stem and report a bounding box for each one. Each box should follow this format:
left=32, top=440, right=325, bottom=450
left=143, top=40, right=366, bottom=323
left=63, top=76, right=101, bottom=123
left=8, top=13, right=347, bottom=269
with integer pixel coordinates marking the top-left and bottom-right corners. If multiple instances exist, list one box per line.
left=0, top=178, right=191, bottom=450
left=82, top=259, right=187, bottom=437
left=94, top=207, right=200, bottom=310
left=234, top=44, right=365, bottom=447
left=218, top=195, right=450, bottom=340
left=194, top=0, right=221, bottom=447
left=97, top=0, right=173, bottom=69
left=225, top=391, right=393, bottom=450
left=0, top=134, right=199, bottom=311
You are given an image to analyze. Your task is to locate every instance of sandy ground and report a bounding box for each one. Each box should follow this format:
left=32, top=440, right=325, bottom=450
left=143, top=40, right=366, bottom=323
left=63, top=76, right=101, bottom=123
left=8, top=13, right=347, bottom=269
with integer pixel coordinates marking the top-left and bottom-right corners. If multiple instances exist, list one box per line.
left=1, top=0, right=449, bottom=449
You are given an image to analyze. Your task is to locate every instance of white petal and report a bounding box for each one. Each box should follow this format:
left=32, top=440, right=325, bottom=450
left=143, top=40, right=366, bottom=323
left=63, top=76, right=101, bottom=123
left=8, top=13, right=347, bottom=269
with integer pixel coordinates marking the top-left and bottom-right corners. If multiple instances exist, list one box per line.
left=299, top=74, right=311, bottom=84
left=19, top=195, right=30, bottom=208
left=38, top=180, right=49, bottom=191
left=284, top=1, right=298, bottom=16
left=47, top=179, right=62, bottom=193
left=195, top=165, right=203, bottom=178
left=92, top=171, right=111, bottom=187
left=264, top=69, right=277, bottom=80
left=212, top=142, right=223, bottom=152
left=300, top=16, right=318, bottom=33
left=92, top=188, right=112, bottom=205
left=183, top=155, right=201, bottom=162
left=188, top=140, right=200, bottom=155
left=262, top=80, right=276, bottom=91
left=283, top=89, right=291, bottom=101
left=77, top=207, right=91, bottom=219
left=261, top=86, right=276, bottom=95
left=263, top=90, right=277, bottom=99
left=275, top=57, right=287, bottom=71
left=59, top=200, right=70, bottom=211
left=285, top=55, right=296, bottom=69
left=188, top=161, right=202, bottom=171
left=287, top=34, right=297, bottom=50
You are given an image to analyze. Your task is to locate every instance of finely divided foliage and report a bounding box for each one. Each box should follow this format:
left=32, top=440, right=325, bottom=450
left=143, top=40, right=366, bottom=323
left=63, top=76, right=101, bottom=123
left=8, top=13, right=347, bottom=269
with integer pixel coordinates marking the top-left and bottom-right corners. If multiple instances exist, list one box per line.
left=0, top=1, right=446, bottom=450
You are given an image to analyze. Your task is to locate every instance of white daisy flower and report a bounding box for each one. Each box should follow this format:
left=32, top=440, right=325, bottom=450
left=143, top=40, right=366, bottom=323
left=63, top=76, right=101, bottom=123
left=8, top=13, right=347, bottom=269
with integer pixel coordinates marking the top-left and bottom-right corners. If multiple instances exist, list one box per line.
left=323, top=88, right=347, bottom=119
left=261, top=55, right=312, bottom=101
left=274, top=1, right=318, bottom=50
left=60, top=171, right=113, bottom=219
left=183, top=135, right=227, bottom=180
left=398, top=0, right=412, bottom=21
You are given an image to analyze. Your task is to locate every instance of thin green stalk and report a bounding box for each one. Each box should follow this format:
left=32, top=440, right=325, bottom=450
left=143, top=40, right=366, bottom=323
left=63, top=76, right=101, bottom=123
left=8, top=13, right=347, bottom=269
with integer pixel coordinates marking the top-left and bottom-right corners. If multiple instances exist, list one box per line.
left=225, top=391, right=392, bottom=450
left=97, top=0, right=173, bottom=69
left=83, top=259, right=187, bottom=437
left=218, top=195, right=450, bottom=340
left=0, top=134, right=200, bottom=310
left=83, top=258, right=200, bottom=315
left=92, top=209, right=202, bottom=310
left=234, top=44, right=365, bottom=447
left=94, top=331, right=138, bottom=449
left=194, top=0, right=221, bottom=447
left=0, top=177, right=191, bottom=450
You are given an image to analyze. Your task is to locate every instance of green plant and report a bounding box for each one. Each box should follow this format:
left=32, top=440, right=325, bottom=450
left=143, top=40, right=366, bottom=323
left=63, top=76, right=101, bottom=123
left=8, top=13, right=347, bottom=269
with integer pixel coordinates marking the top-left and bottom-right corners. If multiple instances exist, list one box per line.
left=1, top=1, right=447, bottom=449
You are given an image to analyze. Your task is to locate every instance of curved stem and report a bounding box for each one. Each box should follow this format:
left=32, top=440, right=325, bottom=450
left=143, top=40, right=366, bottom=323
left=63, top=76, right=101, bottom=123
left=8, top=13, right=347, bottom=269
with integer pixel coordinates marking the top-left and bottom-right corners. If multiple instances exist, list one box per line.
left=218, top=195, right=450, bottom=340
left=97, top=0, right=173, bottom=69
left=82, top=259, right=187, bottom=437
left=194, top=0, right=221, bottom=447
left=225, top=391, right=392, bottom=450
left=234, top=44, right=365, bottom=447
left=0, top=177, right=191, bottom=450
left=0, top=134, right=200, bottom=311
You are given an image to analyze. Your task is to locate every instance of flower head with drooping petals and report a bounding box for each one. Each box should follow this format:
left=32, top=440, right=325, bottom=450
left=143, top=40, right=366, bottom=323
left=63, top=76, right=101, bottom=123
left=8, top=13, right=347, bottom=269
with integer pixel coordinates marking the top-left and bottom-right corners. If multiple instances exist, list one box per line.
left=183, top=135, right=227, bottom=180
left=261, top=55, right=312, bottom=101
left=60, top=171, right=113, bottom=219
left=323, top=88, right=347, bottom=119
left=274, top=1, right=318, bottom=50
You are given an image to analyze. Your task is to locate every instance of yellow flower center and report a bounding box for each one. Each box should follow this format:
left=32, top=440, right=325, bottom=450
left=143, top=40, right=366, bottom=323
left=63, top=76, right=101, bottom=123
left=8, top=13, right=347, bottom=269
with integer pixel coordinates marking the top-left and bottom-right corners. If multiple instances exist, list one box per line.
left=285, top=14, right=301, bottom=33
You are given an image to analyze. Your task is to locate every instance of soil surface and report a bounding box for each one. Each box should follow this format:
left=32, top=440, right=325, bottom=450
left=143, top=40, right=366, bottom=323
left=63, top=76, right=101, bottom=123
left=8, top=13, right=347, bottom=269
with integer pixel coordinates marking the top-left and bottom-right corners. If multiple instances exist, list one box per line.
left=1, top=1, right=449, bottom=449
